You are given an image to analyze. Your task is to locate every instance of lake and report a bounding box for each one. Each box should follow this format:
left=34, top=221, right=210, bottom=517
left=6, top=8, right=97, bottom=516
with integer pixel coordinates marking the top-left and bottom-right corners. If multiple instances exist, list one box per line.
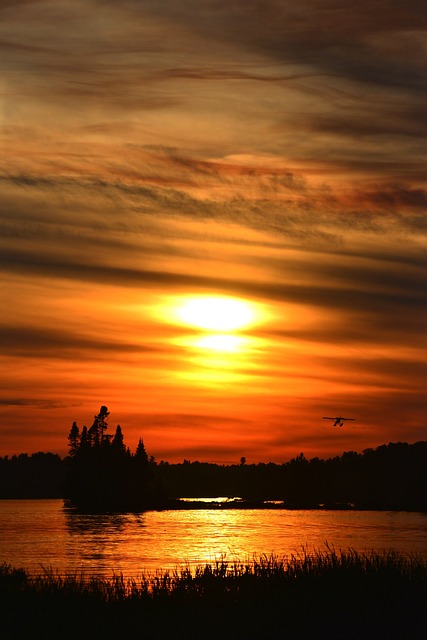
left=1, top=499, right=426, bottom=577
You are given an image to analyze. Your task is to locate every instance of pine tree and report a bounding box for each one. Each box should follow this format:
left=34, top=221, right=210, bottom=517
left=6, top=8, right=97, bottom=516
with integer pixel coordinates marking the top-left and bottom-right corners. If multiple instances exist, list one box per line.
left=135, top=438, right=149, bottom=466
left=112, top=425, right=126, bottom=455
left=88, top=406, right=110, bottom=447
left=67, top=422, right=80, bottom=457
left=80, top=425, right=89, bottom=452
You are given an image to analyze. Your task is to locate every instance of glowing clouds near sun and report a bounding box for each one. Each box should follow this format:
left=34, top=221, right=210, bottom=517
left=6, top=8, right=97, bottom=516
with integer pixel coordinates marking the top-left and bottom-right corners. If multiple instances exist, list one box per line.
left=152, top=295, right=268, bottom=387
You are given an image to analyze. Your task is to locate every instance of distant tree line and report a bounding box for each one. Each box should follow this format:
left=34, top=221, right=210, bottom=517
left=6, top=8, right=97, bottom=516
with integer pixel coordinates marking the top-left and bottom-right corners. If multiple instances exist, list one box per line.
left=0, top=407, right=426, bottom=511
left=0, top=452, right=63, bottom=499
left=158, top=441, right=427, bottom=510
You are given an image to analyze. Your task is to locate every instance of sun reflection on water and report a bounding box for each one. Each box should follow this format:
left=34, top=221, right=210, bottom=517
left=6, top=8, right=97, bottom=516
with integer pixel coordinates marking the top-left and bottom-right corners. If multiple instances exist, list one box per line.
left=2, top=501, right=427, bottom=578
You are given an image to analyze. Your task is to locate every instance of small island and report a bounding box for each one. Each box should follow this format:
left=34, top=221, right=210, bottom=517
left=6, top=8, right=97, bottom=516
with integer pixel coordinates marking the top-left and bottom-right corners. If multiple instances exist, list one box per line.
left=63, top=406, right=168, bottom=511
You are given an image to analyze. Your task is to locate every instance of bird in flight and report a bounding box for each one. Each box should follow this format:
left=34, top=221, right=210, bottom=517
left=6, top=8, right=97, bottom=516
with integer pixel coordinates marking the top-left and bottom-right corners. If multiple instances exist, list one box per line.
left=323, top=416, right=355, bottom=427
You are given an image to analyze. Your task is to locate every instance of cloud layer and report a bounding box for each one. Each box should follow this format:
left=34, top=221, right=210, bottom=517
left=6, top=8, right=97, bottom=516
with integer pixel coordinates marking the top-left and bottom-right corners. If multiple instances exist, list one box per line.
left=1, top=0, right=426, bottom=460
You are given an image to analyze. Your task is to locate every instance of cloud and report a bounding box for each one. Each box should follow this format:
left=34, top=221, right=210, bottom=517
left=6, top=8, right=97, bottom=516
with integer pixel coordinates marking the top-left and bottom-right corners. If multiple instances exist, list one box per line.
left=1, top=171, right=426, bottom=354
left=0, top=398, right=76, bottom=409
left=3, top=1, right=425, bottom=172
left=2, top=167, right=427, bottom=240
left=1, top=240, right=425, bottom=321
left=150, top=0, right=427, bottom=90
left=0, top=325, right=162, bottom=359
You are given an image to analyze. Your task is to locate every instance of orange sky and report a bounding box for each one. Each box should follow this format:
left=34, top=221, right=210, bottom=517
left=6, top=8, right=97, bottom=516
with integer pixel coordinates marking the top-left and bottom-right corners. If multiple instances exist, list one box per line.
left=1, top=0, right=426, bottom=462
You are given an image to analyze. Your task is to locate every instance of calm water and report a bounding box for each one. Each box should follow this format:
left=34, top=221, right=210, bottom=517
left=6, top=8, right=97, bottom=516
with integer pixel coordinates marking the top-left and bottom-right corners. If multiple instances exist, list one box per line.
left=1, top=500, right=426, bottom=577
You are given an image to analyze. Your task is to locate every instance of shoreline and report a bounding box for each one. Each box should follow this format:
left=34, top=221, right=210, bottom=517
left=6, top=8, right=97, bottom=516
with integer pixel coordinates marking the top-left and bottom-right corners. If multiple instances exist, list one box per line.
left=1, top=496, right=426, bottom=513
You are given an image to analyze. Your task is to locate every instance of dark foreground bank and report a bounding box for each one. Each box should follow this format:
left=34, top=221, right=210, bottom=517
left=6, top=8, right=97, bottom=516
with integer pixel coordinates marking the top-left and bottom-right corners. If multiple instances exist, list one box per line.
left=1, top=549, right=426, bottom=640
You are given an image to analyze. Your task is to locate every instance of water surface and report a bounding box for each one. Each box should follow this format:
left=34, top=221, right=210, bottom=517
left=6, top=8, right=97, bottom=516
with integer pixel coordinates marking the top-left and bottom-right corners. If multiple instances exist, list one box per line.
left=1, top=500, right=426, bottom=577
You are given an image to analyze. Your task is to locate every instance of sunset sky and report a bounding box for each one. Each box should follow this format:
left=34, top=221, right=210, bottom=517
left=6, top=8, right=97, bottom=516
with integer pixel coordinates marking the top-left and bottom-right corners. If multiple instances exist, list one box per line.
left=1, top=0, right=426, bottom=463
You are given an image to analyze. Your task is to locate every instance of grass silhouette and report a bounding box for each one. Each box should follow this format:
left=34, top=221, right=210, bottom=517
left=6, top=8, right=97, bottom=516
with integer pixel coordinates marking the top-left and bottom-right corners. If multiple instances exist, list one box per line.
left=1, top=547, right=426, bottom=639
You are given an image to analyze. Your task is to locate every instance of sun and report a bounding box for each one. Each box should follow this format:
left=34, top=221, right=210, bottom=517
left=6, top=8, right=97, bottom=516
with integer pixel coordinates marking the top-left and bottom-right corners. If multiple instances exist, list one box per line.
left=176, top=295, right=255, bottom=332
left=153, top=294, right=267, bottom=356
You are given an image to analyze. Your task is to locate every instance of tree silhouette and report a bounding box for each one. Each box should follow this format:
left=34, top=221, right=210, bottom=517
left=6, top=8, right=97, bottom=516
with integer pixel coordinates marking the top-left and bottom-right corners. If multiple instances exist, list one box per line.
left=87, top=406, right=110, bottom=448
left=80, top=425, right=89, bottom=452
left=67, top=422, right=80, bottom=457
left=112, top=425, right=126, bottom=455
left=135, top=438, right=149, bottom=466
